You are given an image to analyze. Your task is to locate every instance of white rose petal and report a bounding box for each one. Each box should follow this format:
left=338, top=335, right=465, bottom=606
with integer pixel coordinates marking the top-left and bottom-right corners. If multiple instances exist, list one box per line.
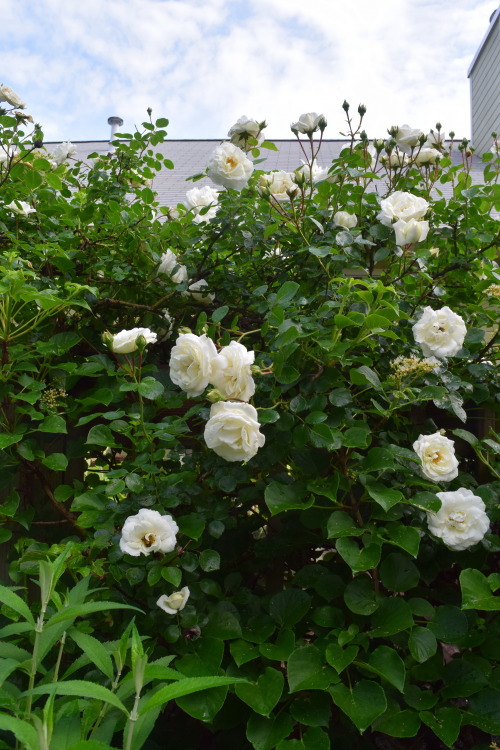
left=211, top=341, right=255, bottom=402
left=120, top=508, right=179, bottom=557
left=414, top=147, right=441, bottom=165
left=393, top=218, right=429, bottom=246
left=378, top=191, right=429, bottom=226
left=158, top=249, right=188, bottom=284
left=394, top=124, right=424, bottom=152
left=333, top=211, right=357, bottom=229
left=204, top=401, right=265, bottom=462
left=6, top=200, right=35, bottom=216
left=298, top=159, right=328, bottom=183
left=413, top=306, right=466, bottom=358
left=381, top=152, right=409, bottom=168
left=413, top=432, right=459, bottom=482
left=291, top=112, right=326, bottom=135
left=51, top=141, right=77, bottom=166
left=184, top=279, right=215, bottom=305
left=207, top=142, right=253, bottom=191
left=169, top=333, right=218, bottom=397
left=228, top=115, right=265, bottom=150
left=259, top=171, right=296, bottom=201
left=184, top=185, right=219, bottom=223
left=0, top=84, right=25, bottom=109
left=428, top=488, right=489, bottom=550
left=157, top=587, right=190, bottom=614
left=111, top=327, right=157, bottom=354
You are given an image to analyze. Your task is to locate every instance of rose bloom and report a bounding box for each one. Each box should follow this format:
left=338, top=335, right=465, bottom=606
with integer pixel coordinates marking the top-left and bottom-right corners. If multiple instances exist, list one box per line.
left=378, top=191, right=429, bottom=226
left=157, top=587, right=190, bottom=614
left=428, top=488, right=489, bottom=550
left=169, top=332, right=218, bottom=397
left=413, top=306, right=466, bottom=358
left=413, top=432, right=459, bottom=482
left=111, top=327, right=157, bottom=354
left=297, top=159, right=329, bottom=183
left=158, top=249, right=188, bottom=284
left=333, top=211, right=357, bottom=229
left=394, top=124, right=424, bottom=152
left=120, top=508, right=179, bottom=556
left=381, top=151, right=409, bottom=168
left=6, top=200, right=35, bottom=216
left=414, top=147, right=441, bottom=166
left=51, top=141, right=77, bottom=166
left=259, top=171, right=296, bottom=201
left=204, top=401, right=265, bottom=462
left=207, top=142, right=253, bottom=191
left=184, top=185, right=219, bottom=223
left=211, top=341, right=255, bottom=402
left=0, top=85, right=25, bottom=108
left=393, top=218, right=429, bottom=246
left=227, top=115, right=265, bottom=150
left=291, top=112, right=326, bottom=135
left=184, top=279, right=215, bottom=305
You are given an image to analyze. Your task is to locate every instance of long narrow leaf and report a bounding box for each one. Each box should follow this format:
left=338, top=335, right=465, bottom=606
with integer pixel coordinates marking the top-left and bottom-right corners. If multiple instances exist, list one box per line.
left=0, top=584, right=35, bottom=625
left=45, top=602, right=143, bottom=628
left=24, top=680, right=129, bottom=715
left=69, top=630, right=115, bottom=682
left=0, top=712, right=39, bottom=750
left=140, top=676, right=248, bottom=715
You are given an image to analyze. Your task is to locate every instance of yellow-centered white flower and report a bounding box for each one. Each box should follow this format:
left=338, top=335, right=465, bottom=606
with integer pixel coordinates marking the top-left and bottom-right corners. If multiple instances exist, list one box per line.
left=157, top=587, right=190, bottom=614
left=413, top=306, right=466, bottom=358
left=211, top=341, right=255, bottom=402
left=207, top=142, right=253, bottom=191
left=428, top=488, right=489, bottom=550
left=120, top=509, right=178, bottom=556
left=204, top=401, right=265, bottom=462
left=413, top=432, right=459, bottom=482
left=169, top=333, right=218, bottom=397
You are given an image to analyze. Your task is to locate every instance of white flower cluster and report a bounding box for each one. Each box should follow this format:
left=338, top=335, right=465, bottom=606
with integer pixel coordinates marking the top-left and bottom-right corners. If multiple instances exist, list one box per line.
left=413, top=306, right=466, bottom=358
left=390, top=355, right=438, bottom=379
left=378, top=191, right=430, bottom=246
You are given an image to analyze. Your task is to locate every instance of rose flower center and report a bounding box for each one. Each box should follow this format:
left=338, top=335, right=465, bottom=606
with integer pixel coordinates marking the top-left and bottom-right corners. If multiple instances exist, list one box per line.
left=142, top=532, right=156, bottom=548
left=226, top=157, right=238, bottom=169
left=448, top=511, right=466, bottom=530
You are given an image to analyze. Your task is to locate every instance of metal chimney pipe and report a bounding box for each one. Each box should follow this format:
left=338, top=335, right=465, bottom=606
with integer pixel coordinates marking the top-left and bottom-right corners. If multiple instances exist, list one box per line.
left=107, top=116, right=123, bottom=150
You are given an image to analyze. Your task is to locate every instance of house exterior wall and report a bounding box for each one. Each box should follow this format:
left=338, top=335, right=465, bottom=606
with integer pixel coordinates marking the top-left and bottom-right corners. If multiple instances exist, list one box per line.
left=469, top=7, right=500, bottom=156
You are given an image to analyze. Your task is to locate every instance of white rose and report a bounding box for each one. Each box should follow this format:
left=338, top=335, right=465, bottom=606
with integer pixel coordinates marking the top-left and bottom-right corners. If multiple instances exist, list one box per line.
left=425, top=130, right=446, bottom=149
left=207, top=142, right=253, bottom=191
left=393, top=218, right=429, bottom=246
left=184, top=185, right=219, bottom=223
left=291, top=112, right=326, bottom=135
left=169, top=332, right=218, bottom=397
left=259, top=171, right=296, bottom=201
left=298, top=159, right=328, bottom=183
left=381, top=152, right=409, bottom=168
left=228, top=116, right=265, bottom=150
left=0, top=148, right=20, bottom=167
left=333, top=211, right=357, bottom=229
left=120, top=508, right=179, bottom=556
left=6, top=200, right=35, bottom=216
left=111, top=327, right=157, bottom=354
left=204, top=401, right=265, bottom=462
left=394, top=124, right=424, bottom=152
left=184, top=279, right=215, bottom=305
left=157, top=587, right=190, bottom=614
left=51, top=141, right=77, bottom=166
left=413, top=432, right=459, bottom=482
left=428, top=488, right=489, bottom=550
left=378, top=191, right=429, bottom=226
left=414, top=147, right=441, bottom=166
left=413, top=306, right=467, bottom=358
left=158, top=249, right=188, bottom=284
left=0, top=85, right=25, bottom=109
left=211, top=341, right=255, bottom=402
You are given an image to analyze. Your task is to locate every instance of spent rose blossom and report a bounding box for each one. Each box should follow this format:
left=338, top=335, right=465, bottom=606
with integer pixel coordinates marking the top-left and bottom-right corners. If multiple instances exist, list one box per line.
left=394, top=124, right=424, bottom=152
left=204, top=401, right=265, bottom=462
left=158, top=249, right=188, bottom=284
left=228, top=116, right=265, bottom=150
left=413, top=306, right=467, bottom=358
left=6, top=200, right=35, bottom=216
left=51, top=141, right=77, bottom=166
left=169, top=332, right=218, bottom=397
left=413, top=432, right=459, bottom=482
left=0, top=84, right=25, bottom=109
left=184, top=185, right=219, bottom=223
left=333, top=211, right=357, bottom=229
left=378, top=191, right=429, bottom=226
left=207, top=142, right=253, bottom=191
left=120, top=509, right=179, bottom=556
left=110, top=327, right=157, bottom=354
left=259, top=171, right=296, bottom=201
left=157, top=587, right=190, bottom=614
left=291, top=112, right=326, bottom=135
left=393, top=218, right=429, bottom=246
left=211, top=341, right=256, bottom=402
left=428, top=488, right=489, bottom=550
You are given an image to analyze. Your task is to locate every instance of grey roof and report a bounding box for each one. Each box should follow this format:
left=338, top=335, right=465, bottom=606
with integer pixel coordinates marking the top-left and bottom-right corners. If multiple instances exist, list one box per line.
left=44, top=139, right=486, bottom=206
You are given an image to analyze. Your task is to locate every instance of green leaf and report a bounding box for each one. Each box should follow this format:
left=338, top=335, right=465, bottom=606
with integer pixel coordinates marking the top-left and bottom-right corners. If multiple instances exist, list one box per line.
left=177, top=513, right=205, bottom=540
left=275, top=280, right=300, bottom=306
left=460, top=568, right=500, bottom=610
left=39, top=414, right=67, bottom=433
left=420, top=707, right=462, bottom=747
left=138, top=377, right=164, bottom=400
left=372, top=709, right=420, bottom=738
left=327, top=511, right=363, bottom=538
left=26, top=680, right=128, bottom=714
left=344, top=576, right=378, bottom=615
left=86, top=424, right=115, bottom=446
left=290, top=693, right=331, bottom=728
left=342, top=424, right=371, bottom=448
left=368, top=598, right=414, bottom=637
left=330, top=680, right=387, bottom=733
left=230, top=640, right=259, bottom=667
left=429, top=605, right=468, bottom=643
left=325, top=643, right=358, bottom=673
left=259, top=630, right=295, bottom=661
left=211, top=305, right=229, bottom=322
left=235, top=667, right=284, bottom=716
left=467, top=688, right=500, bottom=733
left=67, top=741, right=118, bottom=750
left=0, top=433, right=23, bottom=449
left=269, top=589, right=311, bottom=628
left=246, top=712, right=294, bottom=750
left=0, top=584, right=35, bottom=625
left=264, top=481, right=313, bottom=515
left=308, top=423, right=342, bottom=450
left=336, top=538, right=381, bottom=573
left=258, top=408, right=280, bottom=424
left=364, top=480, right=402, bottom=511
left=0, top=713, right=39, bottom=750
left=385, top=524, right=420, bottom=557
left=352, top=365, right=382, bottom=390
left=368, top=646, right=406, bottom=693
left=408, top=627, right=438, bottom=663
left=287, top=645, right=334, bottom=692
left=69, top=629, right=114, bottom=681
left=140, top=676, right=247, bottom=714
left=161, top=567, right=182, bottom=587
left=406, top=491, right=441, bottom=513
left=199, top=549, right=220, bottom=572
left=361, top=447, right=394, bottom=472
left=42, top=453, right=68, bottom=471
left=379, top=553, right=420, bottom=592
left=203, top=611, right=242, bottom=640
left=45, top=602, right=142, bottom=628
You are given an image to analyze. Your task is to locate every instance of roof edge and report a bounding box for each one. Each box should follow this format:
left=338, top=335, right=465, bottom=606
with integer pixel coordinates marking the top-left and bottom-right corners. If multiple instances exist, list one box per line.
left=468, top=4, right=500, bottom=77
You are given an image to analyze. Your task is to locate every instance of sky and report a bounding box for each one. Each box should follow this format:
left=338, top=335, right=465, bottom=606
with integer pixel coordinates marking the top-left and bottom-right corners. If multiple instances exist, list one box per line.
left=0, top=0, right=497, bottom=143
